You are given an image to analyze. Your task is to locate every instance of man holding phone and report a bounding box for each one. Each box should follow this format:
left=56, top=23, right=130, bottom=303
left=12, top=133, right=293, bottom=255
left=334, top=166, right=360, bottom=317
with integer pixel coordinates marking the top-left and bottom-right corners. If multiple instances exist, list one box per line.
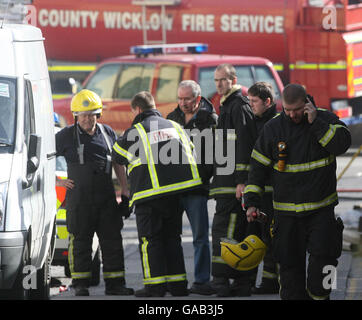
left=244, top=84, right=351, bottom=300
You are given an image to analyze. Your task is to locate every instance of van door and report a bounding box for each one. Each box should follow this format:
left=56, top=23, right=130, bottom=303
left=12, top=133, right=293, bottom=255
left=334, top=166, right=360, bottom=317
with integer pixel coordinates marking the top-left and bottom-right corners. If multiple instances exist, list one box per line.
left=23, top=79, right=42, bottom=258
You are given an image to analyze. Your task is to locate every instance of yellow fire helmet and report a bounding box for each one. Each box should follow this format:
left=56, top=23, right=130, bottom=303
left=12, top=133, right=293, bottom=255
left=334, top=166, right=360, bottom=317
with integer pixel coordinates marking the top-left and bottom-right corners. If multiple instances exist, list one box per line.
left=220, top=235, right=267, bottom=271
left=71, top=89, right=102, bottom=116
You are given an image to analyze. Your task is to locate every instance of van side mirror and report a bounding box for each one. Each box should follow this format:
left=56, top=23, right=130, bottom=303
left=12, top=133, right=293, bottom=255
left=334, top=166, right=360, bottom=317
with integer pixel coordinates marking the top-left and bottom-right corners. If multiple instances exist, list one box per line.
left=27, top=134, right=41, bottom=174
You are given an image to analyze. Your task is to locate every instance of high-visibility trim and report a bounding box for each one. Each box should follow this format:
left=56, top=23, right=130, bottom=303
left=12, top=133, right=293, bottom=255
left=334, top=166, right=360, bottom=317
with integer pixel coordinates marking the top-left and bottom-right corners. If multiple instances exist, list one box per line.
left=52, top=94, right=71, bottom=100
left=48, top=65, right=96, bottom=72
left=265, top=185, right=273, bottom=193
left=128, top=158, right=142, bottom=174
left=236, top=163, right=250, bottom=172
left=135, top=123, right=160, bottom=189
left=273, top=192, right=338, bottom=213
left=143, top=276, right=167, bottom=285
left=103, top=271, right=125, bottom=279
left=143, top=274, right=187, bottom=285
left=273, top=63, right=284, bottom=72
left=273, top=155, right=335, bottom=173
left=113, top=141, right=137, bottom=162
left=227, top=213, right=237, bottom=239
left=353, top=59, right=362, bottom=67
left=262, top=270, right=278, bottom=280
left=289, top=63, right=346, bottom=70
left=71, top=271, right=92, bottom=279
left=209, top=187, right=236, bottom=197
left=212, top=256, right=227, bottom=264
left=244, top=184, right=263, bottom=196
left=319, top=124, right=346, bottom=147
left=307, top=288, right=330, bottom=300
left=130, top=178, right=202, bottom=207
left=68, top=234, right=75, bottom=276
left=227, top=132, right=237, bottom=140
left=354, top=77, right=362, bottom=86
left=170, top=120, right=199, bottom=180
left=141, top=237, right=151, bottom=279
left=251, top=149, right=272, bottom=167
left=166, top=274, right=187, bottom=283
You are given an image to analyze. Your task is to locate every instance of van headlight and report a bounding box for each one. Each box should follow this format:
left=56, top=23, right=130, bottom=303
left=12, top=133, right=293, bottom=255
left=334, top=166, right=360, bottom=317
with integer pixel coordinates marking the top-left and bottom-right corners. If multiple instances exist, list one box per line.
left=0, top=182, right=8, bottom=231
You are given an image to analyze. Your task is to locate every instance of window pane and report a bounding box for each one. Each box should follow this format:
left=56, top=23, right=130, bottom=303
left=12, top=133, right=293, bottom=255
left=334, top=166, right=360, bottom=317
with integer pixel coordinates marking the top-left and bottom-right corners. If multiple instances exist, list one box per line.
left=85, top=64, right=120, bottom=99
left=156, top=65, right=183, bottom=103
left=116, top=64, right=155, bottom=100
left=0, top=77, right=16, bottom=148
left=234, top=66, right=254, bottom=88
left=254, top=66, right=281, bottom=99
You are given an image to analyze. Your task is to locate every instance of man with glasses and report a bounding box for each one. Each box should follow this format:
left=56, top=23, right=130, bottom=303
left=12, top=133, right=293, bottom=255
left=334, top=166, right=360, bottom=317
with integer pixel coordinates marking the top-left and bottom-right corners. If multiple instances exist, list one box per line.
left=167, top=80, right=218, bottom=295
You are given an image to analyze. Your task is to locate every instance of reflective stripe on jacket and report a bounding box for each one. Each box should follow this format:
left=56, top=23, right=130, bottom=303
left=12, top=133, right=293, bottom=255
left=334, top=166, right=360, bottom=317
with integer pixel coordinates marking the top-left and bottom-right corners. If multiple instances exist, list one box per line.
left=112, top=109, right=202, bottom=207
left=244, top=109, right=351, bottom=216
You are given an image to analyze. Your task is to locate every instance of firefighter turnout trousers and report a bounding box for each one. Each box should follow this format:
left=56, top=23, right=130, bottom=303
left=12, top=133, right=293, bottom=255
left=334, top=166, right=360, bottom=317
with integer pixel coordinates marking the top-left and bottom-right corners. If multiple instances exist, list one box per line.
left=66, top=163, right=126, bottom=286
left=135, top=196, right=188, bottom=295
left=212, top=198, right=250, bottom=280
left=272, top=207, right=344, bottom=300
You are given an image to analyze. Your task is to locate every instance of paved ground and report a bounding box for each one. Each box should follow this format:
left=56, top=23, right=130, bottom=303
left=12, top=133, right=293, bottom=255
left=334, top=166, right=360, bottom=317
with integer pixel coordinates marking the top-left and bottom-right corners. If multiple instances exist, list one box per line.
left=50, top=151, right=362, bottom=301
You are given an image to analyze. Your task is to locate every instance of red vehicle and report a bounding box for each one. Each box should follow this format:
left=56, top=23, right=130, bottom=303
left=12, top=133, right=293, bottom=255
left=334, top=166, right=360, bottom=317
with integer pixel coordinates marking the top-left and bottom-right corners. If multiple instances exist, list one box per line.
left=31, top=0, right=362, bottom=121
left=53, top=43, right=284, bottom=133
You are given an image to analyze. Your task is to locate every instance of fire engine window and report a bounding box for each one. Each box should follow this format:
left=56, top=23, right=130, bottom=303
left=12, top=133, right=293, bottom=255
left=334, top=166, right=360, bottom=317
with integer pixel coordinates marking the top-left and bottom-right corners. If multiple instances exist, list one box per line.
left=156, top=65, right=183, bottom=103
left=235, top=66, right=254, bottom=88
left=254, top=66, right=281, bottom=99
left=85, top=64, right=121, bottom=99
left=116, top=64, right=155, bottom=100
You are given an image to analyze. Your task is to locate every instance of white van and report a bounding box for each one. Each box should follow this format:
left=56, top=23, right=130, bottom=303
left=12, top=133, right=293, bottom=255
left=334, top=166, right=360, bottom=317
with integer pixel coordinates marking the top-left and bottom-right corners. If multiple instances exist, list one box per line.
left=0, top=24, right=57, bottom=299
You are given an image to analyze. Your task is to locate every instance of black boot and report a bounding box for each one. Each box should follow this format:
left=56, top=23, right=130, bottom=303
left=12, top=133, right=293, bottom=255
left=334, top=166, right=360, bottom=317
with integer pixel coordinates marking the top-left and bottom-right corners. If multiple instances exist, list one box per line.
left=252, top=278, right=279, bottom=295
left=72, top=279, right=90, bottom=296
left=230, top=278, right=251, bottom=297
left=134, top=284, right=166, bottom=298
left=105, top=278, right=134, bottom=296
left=210, top=277, right=231, bottom=297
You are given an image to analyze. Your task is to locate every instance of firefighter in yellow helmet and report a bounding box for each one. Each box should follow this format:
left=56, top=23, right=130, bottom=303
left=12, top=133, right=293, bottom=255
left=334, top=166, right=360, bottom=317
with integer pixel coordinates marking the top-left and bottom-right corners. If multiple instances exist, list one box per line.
left=55, top=89, right=133, bottom=296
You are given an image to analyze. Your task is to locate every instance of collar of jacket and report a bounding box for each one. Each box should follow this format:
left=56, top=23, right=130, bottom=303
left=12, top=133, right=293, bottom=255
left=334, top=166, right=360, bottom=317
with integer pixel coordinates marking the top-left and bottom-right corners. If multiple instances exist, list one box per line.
left=220, top=84, right=242, bottom=105
left=132, top=108, right=163, bottom=125
left=256, top=103, right=277, bottom=121
left=175, top=96, right=215, bottom=119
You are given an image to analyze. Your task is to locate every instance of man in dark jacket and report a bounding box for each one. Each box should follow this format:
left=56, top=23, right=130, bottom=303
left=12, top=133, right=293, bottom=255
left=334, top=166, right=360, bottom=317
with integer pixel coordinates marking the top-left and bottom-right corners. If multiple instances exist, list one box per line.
left=210, top=64, right=258, bottom=297
left=246, top=82, right=279, bottom=294
left=112, top=91, right=202, bottom=297
left=167, top=80, right=218, bottom=295
left=244, top=84, right=350, bottom=300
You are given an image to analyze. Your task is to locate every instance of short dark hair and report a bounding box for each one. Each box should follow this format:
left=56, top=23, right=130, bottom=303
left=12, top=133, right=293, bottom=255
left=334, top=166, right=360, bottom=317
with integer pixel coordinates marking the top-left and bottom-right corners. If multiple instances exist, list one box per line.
left=215, top=64, right=237, bottom=80
left=282, top=84, right=307, bottom=104
left=248, top=82, right=274, bottom=104
left=131, top=91, right=155, bottom=111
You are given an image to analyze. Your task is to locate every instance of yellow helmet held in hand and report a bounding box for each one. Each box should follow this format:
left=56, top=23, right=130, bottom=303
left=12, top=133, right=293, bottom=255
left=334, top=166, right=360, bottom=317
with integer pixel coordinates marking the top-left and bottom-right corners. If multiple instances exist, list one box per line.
left=71, top=89, right=103, bottom=116
left=220, top=235, right=266, bottom=271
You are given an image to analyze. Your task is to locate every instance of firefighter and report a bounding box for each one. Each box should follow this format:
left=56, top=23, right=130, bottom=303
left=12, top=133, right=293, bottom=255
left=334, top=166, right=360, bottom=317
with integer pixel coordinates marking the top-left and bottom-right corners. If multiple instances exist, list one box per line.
left=244, top=84, right=350, bottom=300
left=246, top=82, right=279, bottom=294
left=209, top=64, right=258, bottom=297
left=167, top=80, right=218, bottom=295
left=55, top=89, right=133, bottom=296
left=112, top=91, right=202, bottom=297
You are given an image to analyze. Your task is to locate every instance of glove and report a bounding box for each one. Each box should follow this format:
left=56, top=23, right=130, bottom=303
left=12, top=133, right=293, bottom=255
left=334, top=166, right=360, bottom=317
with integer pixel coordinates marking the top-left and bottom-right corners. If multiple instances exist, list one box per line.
left=118, top=195, right=131, bottom=219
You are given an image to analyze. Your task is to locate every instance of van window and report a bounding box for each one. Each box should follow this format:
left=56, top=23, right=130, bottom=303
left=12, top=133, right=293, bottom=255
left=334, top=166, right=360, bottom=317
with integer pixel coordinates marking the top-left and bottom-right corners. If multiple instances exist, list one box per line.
left=156, top=65, right=183, bottom=103
left=116, top=64, right=155, bottom=100
left=0, top=77, right=16, bottom=152
left=24, top=79, right=35, bottom=151
left=85, top=64, right=121, bottom=99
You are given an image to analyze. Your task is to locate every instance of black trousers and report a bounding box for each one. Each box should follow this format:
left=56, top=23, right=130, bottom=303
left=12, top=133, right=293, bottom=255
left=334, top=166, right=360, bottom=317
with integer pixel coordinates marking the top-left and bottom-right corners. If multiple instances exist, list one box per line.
left=67, top=199, right=126, bottom=286
left=272, top=207, right=344, bottom=300
left=211, top=198, right=251, bottom=280
left=135, top=195, right=187, bottom=295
